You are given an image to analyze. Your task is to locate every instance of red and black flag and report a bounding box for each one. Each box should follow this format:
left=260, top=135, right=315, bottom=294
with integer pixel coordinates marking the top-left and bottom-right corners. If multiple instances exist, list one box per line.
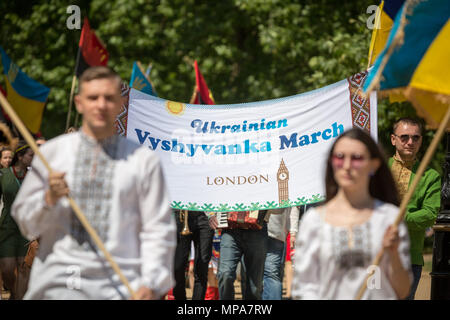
left=189, top=60, right=215, bottom=105
left=75, top=18, right=109, bottom=77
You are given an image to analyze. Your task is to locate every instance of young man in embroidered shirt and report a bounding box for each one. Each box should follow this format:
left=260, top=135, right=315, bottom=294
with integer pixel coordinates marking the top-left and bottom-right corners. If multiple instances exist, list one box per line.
left=11, top=66, right=176, bottom=300
left=389, top=117, right=441, bottom=300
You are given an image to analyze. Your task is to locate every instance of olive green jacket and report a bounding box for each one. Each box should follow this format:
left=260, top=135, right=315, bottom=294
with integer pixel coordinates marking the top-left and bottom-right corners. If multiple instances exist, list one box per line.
left=389, top=157, right=441, bottom=265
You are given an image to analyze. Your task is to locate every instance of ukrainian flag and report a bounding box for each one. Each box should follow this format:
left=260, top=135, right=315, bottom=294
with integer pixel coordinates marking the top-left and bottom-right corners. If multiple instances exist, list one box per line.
left=368, top=0, right=405, bottom=66
left=364, top=0, right=450, bottom=129
left=367, top=0, right=405, bottom=102
left=0, top=46, right=50, bottom=133
left=130, top=61, right=157, bottom=97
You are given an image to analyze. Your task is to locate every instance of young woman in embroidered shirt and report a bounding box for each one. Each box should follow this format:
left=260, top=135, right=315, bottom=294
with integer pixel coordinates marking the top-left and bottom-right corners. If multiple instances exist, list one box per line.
left=0, top=141, right=34, bottom=299
left=292, top=128, right=412, bottom=300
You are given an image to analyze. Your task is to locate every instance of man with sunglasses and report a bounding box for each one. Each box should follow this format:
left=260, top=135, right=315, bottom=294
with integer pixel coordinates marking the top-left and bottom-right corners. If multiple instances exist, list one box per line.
left=389, top=117, right=441, bottom=300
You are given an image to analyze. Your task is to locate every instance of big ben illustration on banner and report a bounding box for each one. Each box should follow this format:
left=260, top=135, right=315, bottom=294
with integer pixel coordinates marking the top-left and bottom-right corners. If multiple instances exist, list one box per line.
left=277, top=159, right=289, bottom=205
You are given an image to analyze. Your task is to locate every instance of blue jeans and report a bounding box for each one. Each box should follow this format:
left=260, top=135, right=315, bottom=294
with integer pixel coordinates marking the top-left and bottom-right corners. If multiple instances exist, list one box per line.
left=262, top=237, right=285, bottom=300
left=217, top=224, right=268, bottom=300
left=405, top=264, right=422, bottom=300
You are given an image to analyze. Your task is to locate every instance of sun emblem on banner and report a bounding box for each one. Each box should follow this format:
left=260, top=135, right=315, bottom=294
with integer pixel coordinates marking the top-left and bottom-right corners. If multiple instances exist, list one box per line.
left=166, top=101, right=185, bottom=115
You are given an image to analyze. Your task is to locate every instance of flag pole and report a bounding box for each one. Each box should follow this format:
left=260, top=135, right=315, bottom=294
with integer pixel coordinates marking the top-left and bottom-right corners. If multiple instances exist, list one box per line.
left=145, top=62, right=157, bottom=95
left=355, top=104, right=450, bottom=300
left=136, top=61, right=157, bottom=96
left=65, top=45, right=81, bottom=132
left=0, top=91, right=137, bottom=300
left=65, top=75, right=77, bottom=132
left=145, top=63, right=152, bottom=77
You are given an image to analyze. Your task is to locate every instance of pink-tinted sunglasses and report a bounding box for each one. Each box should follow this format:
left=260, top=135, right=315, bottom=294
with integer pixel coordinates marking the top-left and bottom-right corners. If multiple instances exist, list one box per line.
left=331, top=153, right=367, bottom=169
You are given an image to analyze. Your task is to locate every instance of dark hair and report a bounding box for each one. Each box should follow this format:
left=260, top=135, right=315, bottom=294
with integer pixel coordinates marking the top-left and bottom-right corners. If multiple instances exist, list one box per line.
left=325, top=128, right=399, bottom=206
left=0, top=147, right=11, bottom=158
left=0, top=147, right=12, bottom=168
left=78, top=66, right=121, bottom=94
left=393, top=117, right=423, bottom=135
left=11, top=140, right=30, bottom=166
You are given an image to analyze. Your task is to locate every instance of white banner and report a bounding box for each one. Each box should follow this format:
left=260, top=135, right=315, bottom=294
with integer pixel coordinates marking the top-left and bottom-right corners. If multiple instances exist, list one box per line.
left=125, top=71, right=377, bottom=211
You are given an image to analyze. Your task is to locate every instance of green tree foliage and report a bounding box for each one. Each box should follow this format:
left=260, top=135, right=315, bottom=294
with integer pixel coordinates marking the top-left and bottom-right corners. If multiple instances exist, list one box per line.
left=0, top=0, right=445, bottom=172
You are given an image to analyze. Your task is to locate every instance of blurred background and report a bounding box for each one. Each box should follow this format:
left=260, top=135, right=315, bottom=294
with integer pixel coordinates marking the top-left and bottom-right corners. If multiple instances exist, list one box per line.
left=0, top=0, right=445, bottom=182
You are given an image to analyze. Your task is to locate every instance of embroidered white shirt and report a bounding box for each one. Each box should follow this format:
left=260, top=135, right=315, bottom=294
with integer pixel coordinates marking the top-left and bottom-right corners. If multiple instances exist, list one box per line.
left=11, top=131, right=176, bottom=299
left=292, top=200, right=412, bottom=300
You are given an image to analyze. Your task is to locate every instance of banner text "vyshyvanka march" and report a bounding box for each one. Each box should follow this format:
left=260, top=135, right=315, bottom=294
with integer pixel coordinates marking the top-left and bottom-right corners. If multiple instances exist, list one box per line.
left=135, top=121, right=343, bottom=157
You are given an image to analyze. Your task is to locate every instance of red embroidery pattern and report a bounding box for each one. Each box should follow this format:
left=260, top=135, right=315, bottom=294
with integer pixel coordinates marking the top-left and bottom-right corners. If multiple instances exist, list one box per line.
left=347, top=71, right=371, bottom=133
left=115, top=103, right=128, bottom=137
left=115, top=83, right=130, bottom=137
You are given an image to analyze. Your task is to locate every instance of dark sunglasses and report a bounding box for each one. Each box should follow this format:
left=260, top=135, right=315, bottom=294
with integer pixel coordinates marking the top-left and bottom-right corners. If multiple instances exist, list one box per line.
left=331, top=153, right=367, bottom=168
left=394, top=134, right=421, bottom=143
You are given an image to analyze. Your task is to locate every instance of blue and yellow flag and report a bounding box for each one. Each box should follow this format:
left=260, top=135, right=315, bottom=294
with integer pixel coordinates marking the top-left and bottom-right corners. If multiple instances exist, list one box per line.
left=130, top=61, right=157, bottom=96
left=364, top=0, right=450, bottom=129
left=368, top=0, right=405, bottom=66
left=0, top=46, right=50, bottom=133
left=367, top=0, right=405, bottom=102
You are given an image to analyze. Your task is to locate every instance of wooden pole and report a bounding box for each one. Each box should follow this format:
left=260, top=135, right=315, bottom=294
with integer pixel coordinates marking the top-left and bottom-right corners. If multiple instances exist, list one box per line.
left=66, top=45, right=81, bottom=132
left=145, top=62, right=157, bottom=95
left=355, top=105, right=450, bottom=300
left=136, top=61, right=154, bottom=86
left=65, top=75, right=77, bottom=132
left=136, top=61, right=148, bottom=81
left=145, top=63, right=152, bottom=77
left=135, top=61, right=157, bottom=96
left=0, top=91, right=137, bottom=300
